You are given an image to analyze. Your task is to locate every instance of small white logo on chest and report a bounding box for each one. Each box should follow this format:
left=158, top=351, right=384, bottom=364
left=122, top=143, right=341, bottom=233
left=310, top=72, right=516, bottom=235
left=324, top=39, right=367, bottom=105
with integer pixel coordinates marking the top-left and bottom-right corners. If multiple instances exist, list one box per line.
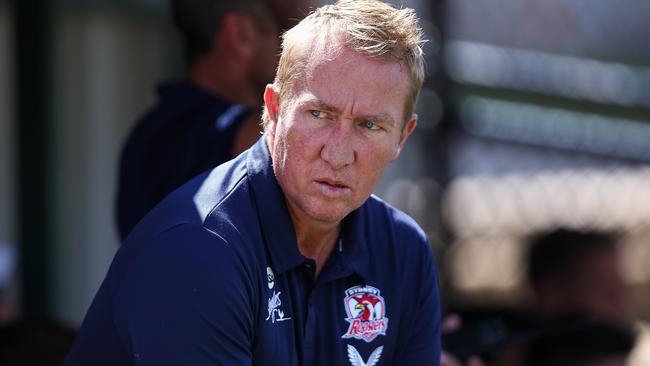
left=266, top=291, right=291, bottom=323
left=347, top=345, right=383, bottom=366
left=267, top=267, right=275, bottom=289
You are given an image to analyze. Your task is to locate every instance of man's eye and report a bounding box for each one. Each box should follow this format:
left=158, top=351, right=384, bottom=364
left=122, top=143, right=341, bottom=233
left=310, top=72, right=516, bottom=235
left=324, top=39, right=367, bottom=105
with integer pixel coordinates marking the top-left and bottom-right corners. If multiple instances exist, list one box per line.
left=310, top=110, right=326, bottom=118
left=362, top=120, right=378, bottom=130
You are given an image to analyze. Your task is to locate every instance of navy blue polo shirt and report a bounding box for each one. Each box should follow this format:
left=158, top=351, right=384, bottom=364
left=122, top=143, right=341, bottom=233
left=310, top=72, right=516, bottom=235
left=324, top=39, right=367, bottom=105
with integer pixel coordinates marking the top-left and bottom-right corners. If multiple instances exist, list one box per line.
left=65, top=137, right=441, bottom=366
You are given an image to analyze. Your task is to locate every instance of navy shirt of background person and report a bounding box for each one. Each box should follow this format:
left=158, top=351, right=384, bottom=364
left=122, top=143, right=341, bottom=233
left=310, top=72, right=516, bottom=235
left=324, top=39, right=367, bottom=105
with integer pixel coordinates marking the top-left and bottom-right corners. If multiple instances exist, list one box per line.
left=67, top=0, right=442, bottom=365
left=116, top=82, right=252, bottom=240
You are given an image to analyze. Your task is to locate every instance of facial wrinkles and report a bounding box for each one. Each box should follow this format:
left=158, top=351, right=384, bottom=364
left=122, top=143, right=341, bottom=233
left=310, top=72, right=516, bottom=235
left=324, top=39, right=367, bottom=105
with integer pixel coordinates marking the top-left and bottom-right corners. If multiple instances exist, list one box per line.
left=304, top=76, right=391, bottom=128
left=333, top=74, right=402, bottom=132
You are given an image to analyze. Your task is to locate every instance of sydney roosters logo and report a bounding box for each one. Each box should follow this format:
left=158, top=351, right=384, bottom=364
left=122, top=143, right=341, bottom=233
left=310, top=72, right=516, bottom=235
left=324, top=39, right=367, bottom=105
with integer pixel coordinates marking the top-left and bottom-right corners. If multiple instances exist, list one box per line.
left=342, top=285, right=388, bottom=342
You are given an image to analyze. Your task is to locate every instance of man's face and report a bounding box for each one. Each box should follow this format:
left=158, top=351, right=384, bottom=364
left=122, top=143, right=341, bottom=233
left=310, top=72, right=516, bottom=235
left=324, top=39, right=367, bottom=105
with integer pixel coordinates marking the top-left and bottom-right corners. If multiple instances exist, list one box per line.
left=265, top=47, right=417, bottom=225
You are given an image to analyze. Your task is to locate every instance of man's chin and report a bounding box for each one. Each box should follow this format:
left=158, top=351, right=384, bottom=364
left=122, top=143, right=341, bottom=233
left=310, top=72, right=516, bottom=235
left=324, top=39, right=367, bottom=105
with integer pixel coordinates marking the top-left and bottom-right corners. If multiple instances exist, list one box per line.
left=304, top=204, right=357, bottom=225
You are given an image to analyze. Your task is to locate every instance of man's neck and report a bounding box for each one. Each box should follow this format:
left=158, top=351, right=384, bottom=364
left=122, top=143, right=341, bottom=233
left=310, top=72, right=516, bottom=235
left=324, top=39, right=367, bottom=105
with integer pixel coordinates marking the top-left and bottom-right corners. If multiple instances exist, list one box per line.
left=291, top=214, right=342, bottom=279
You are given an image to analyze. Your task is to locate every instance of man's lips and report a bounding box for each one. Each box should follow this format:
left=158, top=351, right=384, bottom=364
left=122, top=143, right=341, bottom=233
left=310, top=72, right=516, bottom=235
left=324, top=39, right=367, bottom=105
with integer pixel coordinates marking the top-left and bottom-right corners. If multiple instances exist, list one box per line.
left=314, top=179, right=351, bottom=196
left=315, top=178, right=349, bottom=189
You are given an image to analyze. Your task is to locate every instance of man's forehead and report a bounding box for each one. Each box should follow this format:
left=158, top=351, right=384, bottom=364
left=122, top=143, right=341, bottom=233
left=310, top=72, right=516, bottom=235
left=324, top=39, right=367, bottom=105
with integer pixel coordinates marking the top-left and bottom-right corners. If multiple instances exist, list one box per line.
left=303, top=51, right=407, bottom=102
left=309, top=46, right=408, bottom=84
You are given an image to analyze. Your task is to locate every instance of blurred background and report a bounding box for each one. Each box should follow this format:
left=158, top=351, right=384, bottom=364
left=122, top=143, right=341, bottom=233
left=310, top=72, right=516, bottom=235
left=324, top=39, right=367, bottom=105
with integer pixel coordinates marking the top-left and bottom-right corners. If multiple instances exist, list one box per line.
left=1, top=0, right=649, bottom=364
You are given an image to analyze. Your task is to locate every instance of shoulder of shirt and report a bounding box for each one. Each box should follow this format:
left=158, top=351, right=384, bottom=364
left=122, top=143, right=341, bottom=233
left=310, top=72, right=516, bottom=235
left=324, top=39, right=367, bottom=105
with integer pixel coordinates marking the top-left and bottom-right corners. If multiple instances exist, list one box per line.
left=115, top=152, right=256, bottom=279
left=353, top=195, right=436, bottom=288
left=348, top=194, right=434, bottom=272
left=109, top=222, right=259, bottom=317
left=112, top=220, right=255, bottom=296
left=364, top=195, right=438, bottom=285
left=364, top=194, right=428, bottom=243
left=124, top=150, right=250, bottom=239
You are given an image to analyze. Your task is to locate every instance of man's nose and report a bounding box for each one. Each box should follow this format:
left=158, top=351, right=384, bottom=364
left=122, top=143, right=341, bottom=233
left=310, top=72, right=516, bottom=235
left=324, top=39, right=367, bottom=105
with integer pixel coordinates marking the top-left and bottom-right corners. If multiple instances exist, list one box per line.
left=320, top=121, right=355, bottom=170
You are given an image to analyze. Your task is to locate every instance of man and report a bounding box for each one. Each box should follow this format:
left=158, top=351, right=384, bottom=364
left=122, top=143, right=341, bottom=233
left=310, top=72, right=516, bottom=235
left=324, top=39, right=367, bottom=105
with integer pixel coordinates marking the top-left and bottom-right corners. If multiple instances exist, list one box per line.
left=66, top=1, right=441, bottom=364
left=116, top=0, right=314, bottom=240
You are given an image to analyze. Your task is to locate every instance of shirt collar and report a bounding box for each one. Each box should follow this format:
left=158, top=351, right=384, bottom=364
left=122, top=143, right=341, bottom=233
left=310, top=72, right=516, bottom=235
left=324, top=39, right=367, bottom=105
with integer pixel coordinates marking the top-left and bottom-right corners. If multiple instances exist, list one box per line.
left=246, top=136, right=370, bottom=281
left=339, top=206, right=370, bottom=282
left=246, top=136, right=304, bottom=275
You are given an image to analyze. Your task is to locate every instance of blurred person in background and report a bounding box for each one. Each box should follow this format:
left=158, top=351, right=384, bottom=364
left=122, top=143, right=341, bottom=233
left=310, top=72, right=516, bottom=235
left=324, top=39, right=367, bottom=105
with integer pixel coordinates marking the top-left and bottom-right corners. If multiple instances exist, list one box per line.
left=524, top=228, right=636, bottom=365
left=441, top=228, right=637, bottom=366
left=116, top=0, right=315, bottom=240
left=527, top=228, right=632, bottom=327
left=64, top=1, right=442, bottom=365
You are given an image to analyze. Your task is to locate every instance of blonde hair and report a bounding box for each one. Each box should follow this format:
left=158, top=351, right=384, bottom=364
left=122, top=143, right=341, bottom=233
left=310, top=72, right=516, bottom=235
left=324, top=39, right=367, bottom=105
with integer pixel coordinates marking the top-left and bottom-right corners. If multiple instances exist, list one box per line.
left=263, top=0, right=426, bottom=129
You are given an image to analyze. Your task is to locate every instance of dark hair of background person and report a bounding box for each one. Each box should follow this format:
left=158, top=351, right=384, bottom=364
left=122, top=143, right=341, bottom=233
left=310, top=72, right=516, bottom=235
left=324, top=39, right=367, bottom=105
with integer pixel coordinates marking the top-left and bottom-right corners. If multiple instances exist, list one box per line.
left=173, top=0, right=270, bottom=63
left=173, top=0, right=310, bottom=64
left=527, top=229, right=619, bottom=289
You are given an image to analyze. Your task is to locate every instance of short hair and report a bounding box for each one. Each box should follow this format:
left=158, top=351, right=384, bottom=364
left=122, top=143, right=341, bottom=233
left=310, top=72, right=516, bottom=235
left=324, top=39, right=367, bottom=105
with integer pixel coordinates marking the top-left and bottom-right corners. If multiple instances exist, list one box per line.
left=527, top=228, right=619, bottom=289
left=263, top=0, right=426, bottom=129
left=172, top=0, right=271, bottom=63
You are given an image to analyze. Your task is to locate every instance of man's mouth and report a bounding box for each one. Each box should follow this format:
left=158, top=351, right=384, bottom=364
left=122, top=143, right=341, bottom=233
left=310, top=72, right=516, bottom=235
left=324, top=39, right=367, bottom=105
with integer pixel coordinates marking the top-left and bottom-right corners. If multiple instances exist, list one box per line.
left=316, top=179, right=349, bottom=189
left=317, top=180, right=348, bottom=188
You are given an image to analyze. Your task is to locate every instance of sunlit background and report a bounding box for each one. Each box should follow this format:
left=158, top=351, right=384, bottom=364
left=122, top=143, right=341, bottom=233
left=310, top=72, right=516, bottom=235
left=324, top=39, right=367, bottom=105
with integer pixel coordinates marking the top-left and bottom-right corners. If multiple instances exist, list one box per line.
left=1, top=0, right=649, bottom=364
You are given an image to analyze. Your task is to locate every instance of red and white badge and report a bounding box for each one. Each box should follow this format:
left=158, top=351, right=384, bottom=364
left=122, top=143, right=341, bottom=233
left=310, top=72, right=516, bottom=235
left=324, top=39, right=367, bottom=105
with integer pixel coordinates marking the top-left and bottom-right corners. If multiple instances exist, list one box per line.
left=341, top=285, right=388, bottom=342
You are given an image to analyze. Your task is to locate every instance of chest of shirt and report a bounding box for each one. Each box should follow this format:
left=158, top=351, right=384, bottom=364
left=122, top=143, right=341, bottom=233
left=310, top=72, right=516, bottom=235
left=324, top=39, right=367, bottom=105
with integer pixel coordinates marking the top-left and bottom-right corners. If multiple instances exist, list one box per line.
left=253, top=262, right=403, bottom=366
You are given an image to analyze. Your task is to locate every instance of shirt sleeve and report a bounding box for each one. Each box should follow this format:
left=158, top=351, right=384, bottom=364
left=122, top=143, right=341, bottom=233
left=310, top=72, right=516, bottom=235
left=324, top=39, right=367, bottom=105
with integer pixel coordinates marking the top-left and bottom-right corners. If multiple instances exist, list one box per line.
left=393, top=236, right=442, bottom=366
left=113, top=224, right=257, bottom=365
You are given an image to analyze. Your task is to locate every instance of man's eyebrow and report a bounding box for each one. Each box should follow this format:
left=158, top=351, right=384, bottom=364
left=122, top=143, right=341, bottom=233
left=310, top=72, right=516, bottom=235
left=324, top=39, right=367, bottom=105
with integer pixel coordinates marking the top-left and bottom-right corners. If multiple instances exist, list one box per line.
left=301, top=96, right=338, bottom=113
left=365, top=113, right=396, bottom=127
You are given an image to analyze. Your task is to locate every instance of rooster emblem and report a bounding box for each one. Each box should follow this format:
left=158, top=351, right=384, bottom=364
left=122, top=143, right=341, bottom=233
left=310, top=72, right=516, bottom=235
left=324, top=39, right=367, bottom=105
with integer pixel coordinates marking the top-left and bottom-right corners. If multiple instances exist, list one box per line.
left=352, top=294, right=382, bottom=320
left=347, top=345, right=383, bottom=366
left=342, top=286, right=388, bottom=342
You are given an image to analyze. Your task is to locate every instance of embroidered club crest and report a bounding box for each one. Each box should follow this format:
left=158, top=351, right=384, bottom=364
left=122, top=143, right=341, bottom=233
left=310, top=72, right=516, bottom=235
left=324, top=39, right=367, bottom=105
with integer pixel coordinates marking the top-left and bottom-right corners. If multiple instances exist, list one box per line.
left=342, top=285, right=388, bottom=342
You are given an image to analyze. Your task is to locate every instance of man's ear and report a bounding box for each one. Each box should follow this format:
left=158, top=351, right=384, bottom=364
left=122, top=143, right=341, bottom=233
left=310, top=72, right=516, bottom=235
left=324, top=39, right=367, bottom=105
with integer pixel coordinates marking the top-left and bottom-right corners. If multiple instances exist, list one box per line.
left=392, top=114, right=417, bottom=161
left=264, top=84, right=280, bottom=131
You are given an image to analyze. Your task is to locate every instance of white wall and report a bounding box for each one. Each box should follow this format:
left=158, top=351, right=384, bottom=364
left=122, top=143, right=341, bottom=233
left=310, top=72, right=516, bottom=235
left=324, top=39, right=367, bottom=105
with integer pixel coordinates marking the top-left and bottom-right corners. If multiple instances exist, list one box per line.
left=51, top=9, right=182, bottom=325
